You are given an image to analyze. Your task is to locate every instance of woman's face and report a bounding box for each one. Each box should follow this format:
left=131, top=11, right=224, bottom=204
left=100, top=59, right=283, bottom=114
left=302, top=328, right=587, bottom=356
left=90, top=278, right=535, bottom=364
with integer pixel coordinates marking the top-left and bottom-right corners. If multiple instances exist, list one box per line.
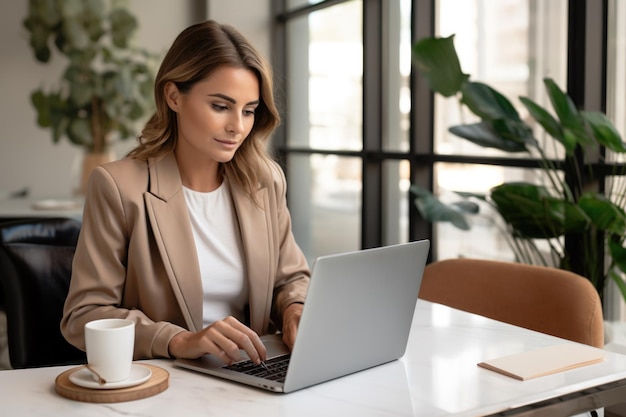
left=167, top=66, right=259, bottom=166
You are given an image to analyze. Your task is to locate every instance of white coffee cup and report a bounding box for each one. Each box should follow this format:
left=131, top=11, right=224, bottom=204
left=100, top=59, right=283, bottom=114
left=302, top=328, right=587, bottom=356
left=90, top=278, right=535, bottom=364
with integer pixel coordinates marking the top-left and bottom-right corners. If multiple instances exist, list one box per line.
left=84, top=318, right=135, bottom=383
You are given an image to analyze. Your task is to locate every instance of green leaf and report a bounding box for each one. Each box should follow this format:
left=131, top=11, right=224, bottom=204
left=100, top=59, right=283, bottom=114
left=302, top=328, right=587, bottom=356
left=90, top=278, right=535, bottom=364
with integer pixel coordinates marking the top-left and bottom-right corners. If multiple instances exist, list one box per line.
left=84, top=0, right=106, bottom=41
left=31, top=90, right=51, bottom=127
left=59, top=0, right=84, bottom=17
left=25, top=18, right=53, bottom=62
left=132, top=62, right=149, bottom=75
left=116, top=66, right=133, bottom=98
left=103, top=98, right=121, bottom=118
left=84, top=0, right=106, bottom=18
left=490, top=118, right=535, bottom=146
left=412, top=35, right=469, bottom=97
left=139, top=78, right=153, bottom=99
left=52, top=117, right=70, bottom=143
left=67, top=118, right=92, bottom=146
left=53, top=30, right=68, bottom=54
left=64, top=66, right=95, bottom=107
left=578, top=193, right=626, bottom=235
left=32, top=0, right=61, bottom=27
left=447, top=82, right=535, bottom=151
left=109, top=8, right=137, bottom=48
left=118, top=119, right=141, bottom=140
left=455, top=191, right=488, bottom=202
left=410, top=186, right=471, bottom=230
left=582, top=111, right=626, bottom=152
left=544, top=78, right=594, bottom=146
left=609, top=238, right=626, bottom=276
left=452, top=200, right=480, bottom=214
left=461, top=82, right=521, bottom=121
left=66, top=48, right=98, bottom=66
left=22, top=15, right=37, bottom=32
left=491, top=182, right=589, bottom=238
left=544, top=78, right=578, bottom=125
left=518, top=96, right=574, bottom=152
left=449, top=122, right=528, bottom=152
left=62, top=17, right=90, bottom=50
left=127, top=101, right=144, bottom=120
left=609, top=269, right=626, bottom=306
left=33, top=45, right=51, bottom=62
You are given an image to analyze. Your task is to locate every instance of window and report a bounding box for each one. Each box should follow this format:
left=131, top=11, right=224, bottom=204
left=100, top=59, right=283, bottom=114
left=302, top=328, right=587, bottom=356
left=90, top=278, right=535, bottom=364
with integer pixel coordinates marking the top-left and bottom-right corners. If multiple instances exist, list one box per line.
left=433, top=0, right=568, bottom=261
left=280, top=1, right=364, bottom=264
left=275, top=0, right=411, bottom=263
left=274, top=0, right=624, bottom=318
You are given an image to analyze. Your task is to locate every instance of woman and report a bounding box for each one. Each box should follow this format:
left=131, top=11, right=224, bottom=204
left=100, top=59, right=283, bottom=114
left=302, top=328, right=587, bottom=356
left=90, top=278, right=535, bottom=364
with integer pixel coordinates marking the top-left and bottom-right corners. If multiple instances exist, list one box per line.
left=61, top=20, right=310, bottom=366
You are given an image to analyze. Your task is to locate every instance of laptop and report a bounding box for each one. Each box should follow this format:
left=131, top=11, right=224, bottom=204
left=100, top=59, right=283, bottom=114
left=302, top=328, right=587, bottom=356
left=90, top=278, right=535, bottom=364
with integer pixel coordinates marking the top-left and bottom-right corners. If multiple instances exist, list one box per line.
left=175, top=239, right=430, bottom=393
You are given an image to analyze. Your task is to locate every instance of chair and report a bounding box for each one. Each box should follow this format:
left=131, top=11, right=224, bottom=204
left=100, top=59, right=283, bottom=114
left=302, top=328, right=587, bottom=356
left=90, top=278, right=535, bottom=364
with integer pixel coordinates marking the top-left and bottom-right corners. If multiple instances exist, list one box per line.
left=418, top=258, right=604, bottom=348
left=0, top=218, right=86, bottom=368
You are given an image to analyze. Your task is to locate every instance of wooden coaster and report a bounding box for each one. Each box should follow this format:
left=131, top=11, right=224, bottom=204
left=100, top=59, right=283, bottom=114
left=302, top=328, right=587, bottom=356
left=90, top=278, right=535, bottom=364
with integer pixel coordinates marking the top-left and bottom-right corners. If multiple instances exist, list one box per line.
left=55, top=364, right=169, bottom=403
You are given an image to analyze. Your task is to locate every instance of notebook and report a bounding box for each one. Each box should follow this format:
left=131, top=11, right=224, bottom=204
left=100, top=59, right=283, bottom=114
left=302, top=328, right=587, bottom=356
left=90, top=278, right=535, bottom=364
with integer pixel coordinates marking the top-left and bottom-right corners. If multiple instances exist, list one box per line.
left=175, top=239, right=430, bottom=393
left=478, top=343, right=605, bottom=381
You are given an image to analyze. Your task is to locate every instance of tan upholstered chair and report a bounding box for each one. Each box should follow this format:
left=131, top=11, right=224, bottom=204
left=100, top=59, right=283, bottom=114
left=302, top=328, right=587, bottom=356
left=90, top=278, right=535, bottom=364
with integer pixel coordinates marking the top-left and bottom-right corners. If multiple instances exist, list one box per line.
left=418, top=258, right=604, bottom=348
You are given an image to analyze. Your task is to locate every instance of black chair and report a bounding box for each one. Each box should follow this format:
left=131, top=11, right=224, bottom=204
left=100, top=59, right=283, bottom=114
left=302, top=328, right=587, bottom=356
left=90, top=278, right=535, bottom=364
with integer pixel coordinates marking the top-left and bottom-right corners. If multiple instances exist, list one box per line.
left=0, top=218, right=86, bottom=368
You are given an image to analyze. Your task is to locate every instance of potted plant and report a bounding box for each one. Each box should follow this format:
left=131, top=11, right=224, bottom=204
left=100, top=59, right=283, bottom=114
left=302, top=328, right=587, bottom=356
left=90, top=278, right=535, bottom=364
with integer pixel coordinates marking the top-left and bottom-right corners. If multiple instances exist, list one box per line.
left=411, top=35, right=626, bottom=304
left=23, top=0, right=156, bottom=194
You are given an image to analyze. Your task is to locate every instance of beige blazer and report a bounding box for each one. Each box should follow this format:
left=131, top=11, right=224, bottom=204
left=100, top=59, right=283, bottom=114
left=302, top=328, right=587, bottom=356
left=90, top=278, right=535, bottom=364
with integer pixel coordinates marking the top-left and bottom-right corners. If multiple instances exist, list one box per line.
left=61, top=153, right=310, bottom=359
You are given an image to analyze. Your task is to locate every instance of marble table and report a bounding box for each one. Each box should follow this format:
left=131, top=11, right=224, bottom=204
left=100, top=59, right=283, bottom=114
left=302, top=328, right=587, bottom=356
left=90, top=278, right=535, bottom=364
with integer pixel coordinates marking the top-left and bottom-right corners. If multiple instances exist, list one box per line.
left=2, top=300, right=626, bottom=417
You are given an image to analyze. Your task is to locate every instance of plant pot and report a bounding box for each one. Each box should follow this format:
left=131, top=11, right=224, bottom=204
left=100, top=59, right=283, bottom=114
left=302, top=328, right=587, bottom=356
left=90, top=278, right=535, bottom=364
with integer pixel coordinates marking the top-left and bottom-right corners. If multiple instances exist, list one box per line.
left=78, top=151, right=116, bottom=195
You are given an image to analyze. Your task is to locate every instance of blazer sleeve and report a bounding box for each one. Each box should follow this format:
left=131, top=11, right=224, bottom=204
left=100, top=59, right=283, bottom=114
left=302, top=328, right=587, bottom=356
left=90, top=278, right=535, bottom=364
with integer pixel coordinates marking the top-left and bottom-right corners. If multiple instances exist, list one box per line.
left=267, top=162, right=310, bottom=329
left=60, top=166, right=185, bottom=359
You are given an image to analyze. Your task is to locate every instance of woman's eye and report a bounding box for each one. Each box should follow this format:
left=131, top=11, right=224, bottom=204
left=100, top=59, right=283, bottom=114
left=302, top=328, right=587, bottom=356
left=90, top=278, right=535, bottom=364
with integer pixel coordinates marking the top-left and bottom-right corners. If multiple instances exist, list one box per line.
left=243, top=109, right=256, bottom=116
left=212, top=104, right=228, bottom=111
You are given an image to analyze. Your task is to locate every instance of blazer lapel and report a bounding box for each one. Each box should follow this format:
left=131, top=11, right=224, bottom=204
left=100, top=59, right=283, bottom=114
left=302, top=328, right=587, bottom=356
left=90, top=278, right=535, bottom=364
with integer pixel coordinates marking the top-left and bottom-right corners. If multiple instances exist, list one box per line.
left=144, top=154, right=203, bottom=332
left=231, top=184, right=273, bottom=334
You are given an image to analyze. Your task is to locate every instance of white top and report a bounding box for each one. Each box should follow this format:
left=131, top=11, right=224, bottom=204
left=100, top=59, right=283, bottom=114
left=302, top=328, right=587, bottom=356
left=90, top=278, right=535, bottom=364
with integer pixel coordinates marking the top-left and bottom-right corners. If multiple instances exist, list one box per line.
left=183, top=182, right=247, bottom=327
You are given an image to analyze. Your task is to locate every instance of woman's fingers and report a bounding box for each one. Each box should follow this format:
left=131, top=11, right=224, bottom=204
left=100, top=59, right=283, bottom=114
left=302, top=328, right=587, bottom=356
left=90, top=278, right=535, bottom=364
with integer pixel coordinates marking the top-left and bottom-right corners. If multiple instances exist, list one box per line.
left=281, top=303, right=303, bottom=350
left=168, top=317, right=267, bottom=364
left=204, top=325, right=245, bottom=363
left=203, top=317, right=267, bottom=364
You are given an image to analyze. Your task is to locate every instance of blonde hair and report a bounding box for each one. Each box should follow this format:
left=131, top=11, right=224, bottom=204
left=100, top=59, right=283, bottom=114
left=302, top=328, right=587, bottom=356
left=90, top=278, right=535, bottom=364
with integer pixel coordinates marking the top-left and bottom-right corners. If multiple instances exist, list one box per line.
left=128, top=20, right=280, bottom=196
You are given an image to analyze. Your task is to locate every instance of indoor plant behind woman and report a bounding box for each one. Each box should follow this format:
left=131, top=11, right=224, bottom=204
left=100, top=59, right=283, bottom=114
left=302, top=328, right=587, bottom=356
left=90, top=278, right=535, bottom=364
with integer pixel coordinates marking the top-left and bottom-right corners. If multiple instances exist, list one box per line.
left=23, top=0, right=156, bottom=194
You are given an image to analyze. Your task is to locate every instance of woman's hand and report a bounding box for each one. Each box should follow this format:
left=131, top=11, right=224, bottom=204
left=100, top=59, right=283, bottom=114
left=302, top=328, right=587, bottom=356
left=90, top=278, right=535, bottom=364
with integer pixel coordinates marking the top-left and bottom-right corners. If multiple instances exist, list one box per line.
left=168, top=316, right=267, bottom=365
left=281, top=302, right=304, bottom=350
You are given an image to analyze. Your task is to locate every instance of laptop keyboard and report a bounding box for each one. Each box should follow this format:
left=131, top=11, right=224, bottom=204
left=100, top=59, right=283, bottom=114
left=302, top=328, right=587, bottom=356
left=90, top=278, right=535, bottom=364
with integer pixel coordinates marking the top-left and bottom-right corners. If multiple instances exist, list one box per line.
left=223, top=354, right=291, bottom=383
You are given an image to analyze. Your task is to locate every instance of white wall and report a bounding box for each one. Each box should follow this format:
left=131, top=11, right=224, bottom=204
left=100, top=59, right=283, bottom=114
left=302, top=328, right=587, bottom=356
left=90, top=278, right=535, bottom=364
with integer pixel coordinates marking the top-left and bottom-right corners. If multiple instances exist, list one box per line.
left=0, top=0, right=270, bottom=199
left=208, top=0, right=272, bottom=59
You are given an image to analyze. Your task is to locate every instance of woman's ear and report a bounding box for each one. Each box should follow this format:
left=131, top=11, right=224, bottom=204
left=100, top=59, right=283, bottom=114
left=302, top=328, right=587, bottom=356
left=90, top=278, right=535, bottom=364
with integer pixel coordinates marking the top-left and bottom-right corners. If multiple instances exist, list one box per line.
left=164, top=82, right=181, bottom=112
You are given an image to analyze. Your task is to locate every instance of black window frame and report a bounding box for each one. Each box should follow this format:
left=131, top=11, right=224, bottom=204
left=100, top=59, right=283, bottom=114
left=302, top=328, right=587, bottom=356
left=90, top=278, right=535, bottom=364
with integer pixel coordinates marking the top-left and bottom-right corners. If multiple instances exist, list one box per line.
left=271, top=0, right=625, bottom=279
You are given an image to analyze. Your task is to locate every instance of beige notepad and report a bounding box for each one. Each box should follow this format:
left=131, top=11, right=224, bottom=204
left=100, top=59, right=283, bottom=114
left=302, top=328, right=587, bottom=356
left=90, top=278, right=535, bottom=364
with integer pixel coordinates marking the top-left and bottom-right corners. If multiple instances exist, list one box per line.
left=478, top=344, right=605, bottom=381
